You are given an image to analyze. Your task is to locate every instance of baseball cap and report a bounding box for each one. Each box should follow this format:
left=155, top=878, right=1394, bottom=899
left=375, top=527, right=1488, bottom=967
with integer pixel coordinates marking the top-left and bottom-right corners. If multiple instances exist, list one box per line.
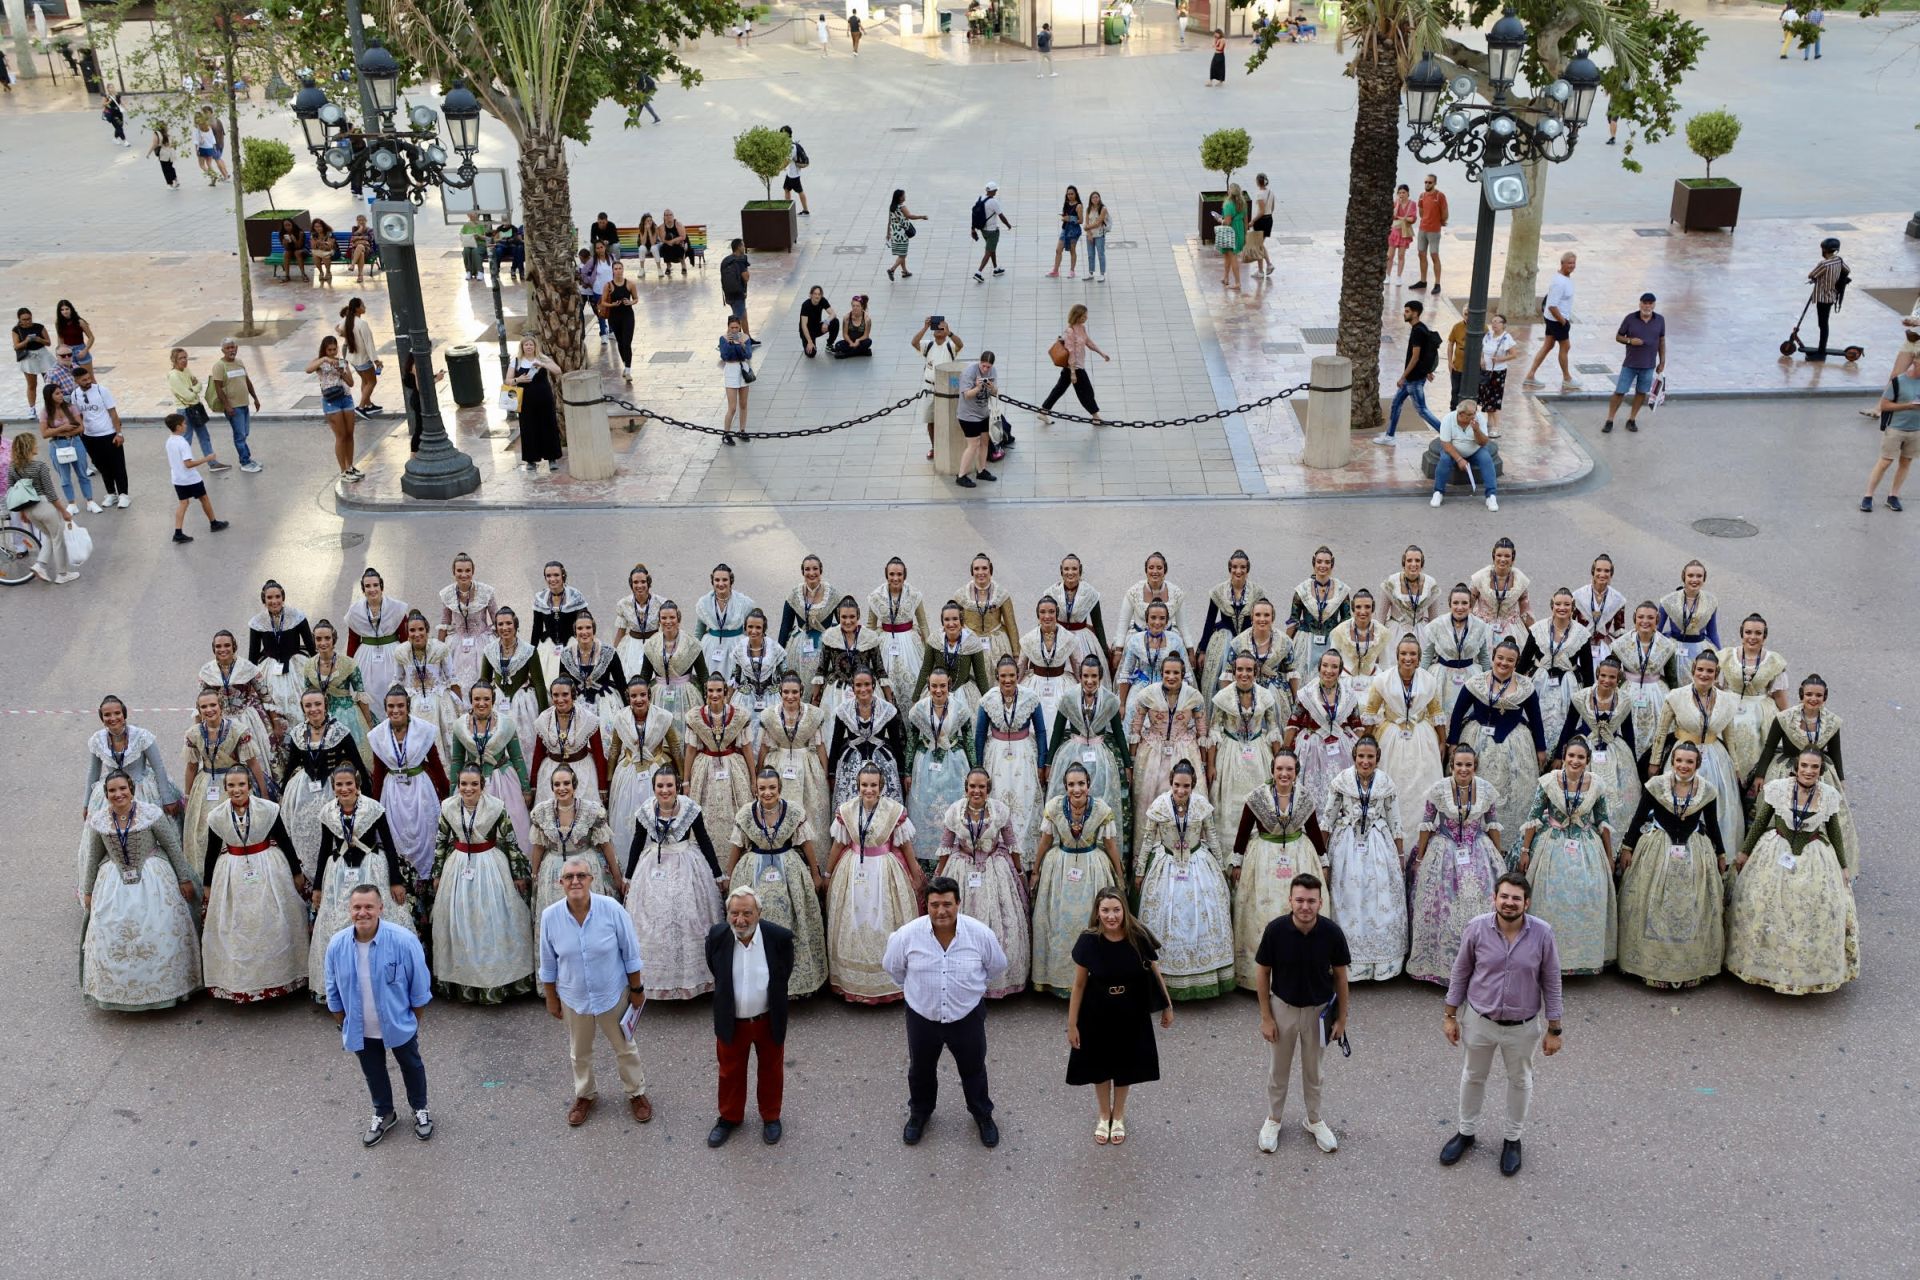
left=985, top=181, right=999, bottom=191
left=1639, top=292, right=1656, bottom=302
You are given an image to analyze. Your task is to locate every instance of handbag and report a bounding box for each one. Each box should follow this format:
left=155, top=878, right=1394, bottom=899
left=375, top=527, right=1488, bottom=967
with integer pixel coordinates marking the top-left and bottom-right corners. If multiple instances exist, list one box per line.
left=498, top=385, right=523, bottom=413
left=739, top=362, right=757, bottom=384
left=184, top=402, right=210, bottom=429
left=1049, top=338, right=1070, bottom=368
left=1213, top=222, right=1237, bottom=251
left=595, top=297, right=610, bottom=319
left=53, top=443, right=79, bottom=466
left=5, top=475, right=42, bottom=511
left=64, top=522, right=93, bottom=566
left=904, top=222, right=916, bottom=239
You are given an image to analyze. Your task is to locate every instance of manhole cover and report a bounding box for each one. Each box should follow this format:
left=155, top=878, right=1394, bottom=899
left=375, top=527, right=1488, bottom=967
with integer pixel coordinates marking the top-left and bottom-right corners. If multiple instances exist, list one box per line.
left=1263, top=342, right=1304, bottom=354
left=1691, top=518, right=1758, bottom=539
left=1300, top=327, right=1339, bottom=345
left=303, top=532, right=366, bottom=550
left=1634, top=228, right=1672, bottom=238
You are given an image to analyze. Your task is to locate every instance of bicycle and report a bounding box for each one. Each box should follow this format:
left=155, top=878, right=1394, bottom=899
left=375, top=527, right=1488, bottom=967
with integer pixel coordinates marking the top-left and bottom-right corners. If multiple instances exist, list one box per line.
left=0, top=517, right=42, bottom=586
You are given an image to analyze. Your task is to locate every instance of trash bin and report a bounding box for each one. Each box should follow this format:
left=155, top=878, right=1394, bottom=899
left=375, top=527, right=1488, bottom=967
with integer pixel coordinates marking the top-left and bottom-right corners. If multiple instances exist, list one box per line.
left=446, top=344, right=485, bottom=408
left=939, top=9, right=952, bottom=31
left=1103, top=11, right=1123, bottom=42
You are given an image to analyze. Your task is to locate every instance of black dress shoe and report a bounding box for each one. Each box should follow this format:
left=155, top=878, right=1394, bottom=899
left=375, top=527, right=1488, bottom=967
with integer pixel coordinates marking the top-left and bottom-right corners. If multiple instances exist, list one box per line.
left=902, top=1114, right=928, bottom=1145
left=763, top=1119, right=783, bottom=1145
left=707, top=1119, right=738, bottom=1148
left=1501, top=1139, right=1523, bottom=1176
left=975, top=1113, right=1000, bottom=1148
left=1439, top=1132, right=1476, bottom=1165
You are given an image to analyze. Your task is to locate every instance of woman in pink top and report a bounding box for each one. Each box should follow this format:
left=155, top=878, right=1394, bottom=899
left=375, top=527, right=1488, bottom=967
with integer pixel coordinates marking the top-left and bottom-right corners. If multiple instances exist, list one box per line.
left=1038, top=304, right=1111, bottom=425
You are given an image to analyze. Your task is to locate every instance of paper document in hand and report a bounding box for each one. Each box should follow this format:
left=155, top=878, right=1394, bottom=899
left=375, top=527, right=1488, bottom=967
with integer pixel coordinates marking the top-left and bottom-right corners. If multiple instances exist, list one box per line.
left=621, top=998, right=644, bottom=1041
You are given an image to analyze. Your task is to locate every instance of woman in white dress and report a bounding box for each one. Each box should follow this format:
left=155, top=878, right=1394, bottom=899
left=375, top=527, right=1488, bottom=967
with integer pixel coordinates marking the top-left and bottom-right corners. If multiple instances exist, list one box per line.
left=1444, top=639, right=1548, bottom=846
left=200, top=771, right=305, bottom=998
left=1467, top=536, right=1532, bottom=646
left=825, top=764, right=920, bottom=1003
left=1116, top=601, right=1189, bottom=709
left=1018, top=594, right=1077, bottom=730
left=428, top=768, right=535, bottom=1003
left=1045, top=656, right=1132, bottom=854
left=625, top=764, right=726, bottom=1000
left=693, top=561, right=757, bottom=678
left=367, top=686, right=450, bottom=882
left=683, top=673, right=754, bottom=856
left=1284, top=650, right=1364, bottom=814
left=726, top=609, right=786, bottom=748
left=1328, top=589, right=1389, bottom=707
left=306, top=767, right=414, bottom=997
left=80, top=772, right=201, bottom=1012
left=1321, top=738, right=1407, bottom=980
left=436, top=553, right=497, bottom=697
left=728, top=769, right=829, bottom=996
left=605, top=678, right=681, bottom=873
left=1134, top=760, right=1234, bottom=1001
left=1726, top=752, right=1859, bottom=996
left=1650, top=651, right=1745, bottom=855
left=759, top=673, right=833, bottom=859
left=1656, top=558, right=1720, bottom=669
left=1421, top=583, right=1494, bottom=723
left=1517, top=588, right=1594, bottom=755
left=1286, top=545, right=1352, bottom=679
left=1407, top=746, right=1505, bottom=985
left=1048, top=553, right=1113, bottom=684
left=1031, top=765, right=1125, bottom=995
left=1229, top=751, right=1328, bottom=990
left=1207, top=652, right=1284, bottom=847
left=640, top=601, right=708, bottom=733
left=1195, top=549, right=1269, bottom=695
left=528, top=764, right=621, bottom=920
left=557, top=611, right=628, bottom=747
left=247, top=580, right=315, bottom=724
left=180, top=690, right=270, bottom=866
left=1516, top=739, right=1616, bottom=975
left=1716, top=612, right=1790, bottom=780
left=448, top=682, right=532, bottom=854
left=867, top=555, right=929, bottom=703
left=612, top=562, right=664, bottom=677
left=529, top=677, right=606, bottom=809
left=1571, top=552, right=1627, bottom=665
left=344, top=566, right=410, bottom=713
left=975, top=655, right=1047, bottom=867
left=1364, top=636, right=1446, bottom=833
left=1380, top=544, right=1439, bottom=653
left=937, top=768, right=1031, bottom=996
left=277, top=690, right=370, bottom=881
left=777, top=554, right=836, bottom=693
left=80, top=695, right=183, bottom=827
left=198, top=628, right=281, bottom=760
left=397, top=609, right=462, bottom=758
left=1617, top=601, right=1682, bottom=774
left=1112, top=550, right=1189, bottom=673
left=479, top=606, right=548, bottom=758
left=906, top=668, right=974, bottom=871
left=1126, top=652, right=1209, bottom=865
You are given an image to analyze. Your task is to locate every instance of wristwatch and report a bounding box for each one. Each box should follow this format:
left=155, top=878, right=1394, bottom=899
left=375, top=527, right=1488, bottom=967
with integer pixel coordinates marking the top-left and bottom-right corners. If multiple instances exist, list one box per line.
left=629, top=986, right=645, bottom=994
left=1546, top=1026, right=1563, bottom=1036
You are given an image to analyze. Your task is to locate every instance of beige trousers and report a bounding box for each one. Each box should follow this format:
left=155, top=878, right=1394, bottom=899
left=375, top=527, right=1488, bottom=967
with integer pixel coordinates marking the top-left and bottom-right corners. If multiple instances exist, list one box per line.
left=564, top=1005, right=648, bottom=1100
left=1265, top=998, right=1325, bottom=1125
left=1457, top=1005, right=1543, bottom=1141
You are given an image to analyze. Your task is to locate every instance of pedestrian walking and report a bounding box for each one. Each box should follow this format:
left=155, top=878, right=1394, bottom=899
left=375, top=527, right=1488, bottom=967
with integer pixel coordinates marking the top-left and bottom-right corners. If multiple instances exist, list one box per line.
left=971, top=181, right=1012, bottom=283
left=848, top=10, right=863, bottom=53
left=338, top=298, right=383, bottom=418
left=165, top=412, right=228, bottom=545
left=1778, top=1, right=1797, bottom=57
left=720, top=238, right=755, bottom=341
left=1065, top=887, right=1173, bottom=1146
left=954, top=351, right=998, bottom=490
left=1083, top=192, right=1111, bottom=283
left=1049, top=185, right=1084, bottom=278
left=1387, top=183, right=1415, bottom=281
left=205, top=338, right=262, bottom=472
left=6, top=433, right=77, bottom=584
left=636, top=71, right=663, bottom=121
left=149, top=123, right=181, bottom=189
left=600, top=259, right=638, bottom=380
left=1039, top=304, right=1109, bottom=425
left=102, top=93, right=129, bottom=146
left=1602, top=292, right=1666, bottom=434
left=1802, top=5, right=1824, bottom=57
left=816, top=13, right=831, bottom=53
left=703, top=886, right=795, bottom=1147
left=1038, top=22, right=1056, bottom=75
left=1207, top=28, right=1226, bottom=84
left=1177, top=0, right=1190, bottom=42
left=1244, top=175, right=1275, bottom=278
left=1861, top=368, right=1919, bottom=512
left=539, top=856, right=656, bottom=1128
left=913, top=316, right=963, bottom=459
left=1805, top=237, right=1848, bottom=360
left=1479, top=313, right=1516, bottom=436
left=885, top=190, right=927, bottom=281
left=511, top=337, right=565, bottom=470
left=1375, top=300, right=1442, bottom=443
left=1522, top=252, right=1579, bottom=391
left=1429, top=400, right=1499, bottom=511
left=1440, top=872, right=1563, bottom=1176
left=581, top=243, right=613, bottom=337
left=1410, top=174, right=1447, bottom=296
left=38, top=383, right=97, bottom=512
left=324, top=883, right=435, bottom=1146
left=883, top=875, right=1010, bottom=1147
left=306, top=336, right=361, bottom=483
left=779, top=125, right=811, bottom=216
left=719, top=313, right=753, bottom=447
left=1254, top=872, right=1348, bottom=1154
left=70, top=364, right=130, bottom=508
left=191, top=113, right=223, bottom=184
left=1213, top=184, right=1248, bottom=288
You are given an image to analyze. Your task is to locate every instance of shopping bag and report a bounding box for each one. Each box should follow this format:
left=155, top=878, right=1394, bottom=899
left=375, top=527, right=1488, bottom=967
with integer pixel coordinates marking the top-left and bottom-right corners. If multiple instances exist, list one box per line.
left=65, top=522, right=94, bottom=566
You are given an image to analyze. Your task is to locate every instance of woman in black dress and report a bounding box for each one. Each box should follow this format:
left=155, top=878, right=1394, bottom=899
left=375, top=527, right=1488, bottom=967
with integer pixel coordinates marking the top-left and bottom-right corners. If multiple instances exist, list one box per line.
left=511, top=337, right=563, bottom=472
left=599, top=259, right=638, bottom=382
left=1066, top=886, right=1174, bottom=1146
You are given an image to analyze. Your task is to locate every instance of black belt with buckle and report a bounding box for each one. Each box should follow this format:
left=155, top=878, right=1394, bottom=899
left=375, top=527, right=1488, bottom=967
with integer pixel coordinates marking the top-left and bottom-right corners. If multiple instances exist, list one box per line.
left=1474, top=1006, right=1533, bottom=1027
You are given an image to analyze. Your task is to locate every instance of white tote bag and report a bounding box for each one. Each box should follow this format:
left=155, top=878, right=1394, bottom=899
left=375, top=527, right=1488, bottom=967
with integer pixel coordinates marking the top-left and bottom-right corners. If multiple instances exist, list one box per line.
left=65, top=522, right=94, bottom=566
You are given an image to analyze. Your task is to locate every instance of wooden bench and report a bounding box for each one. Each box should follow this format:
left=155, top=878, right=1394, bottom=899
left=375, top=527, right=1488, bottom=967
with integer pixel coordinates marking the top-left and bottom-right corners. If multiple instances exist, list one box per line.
left=608, top=223, right=707, bottom=267
left=265, top=230, right=382, bottom=274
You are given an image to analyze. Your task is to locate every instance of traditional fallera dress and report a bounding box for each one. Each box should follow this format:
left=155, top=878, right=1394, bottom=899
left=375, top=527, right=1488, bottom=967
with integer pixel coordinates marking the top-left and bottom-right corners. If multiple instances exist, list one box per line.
left=1727, top=778, right=1858, bottom=996
left=1421, top=613, right=1494, bottom=722
left=437, top=580, right=498, bottom=694
left=905, top=694, right=974, bottom=869
left=1657, top=587, right=1720, bottom=668
left=429, top=793, right=535, bottom=1002
left=308, top=799, right=415, bottom=997
left=344, top=594, right=411, bottom=709
left=1715, top=645, right=1788, bottom=779
left=1230, top=782, right=1328, bottom=989
left=1520, top=771, right=1615, bottom=975
left=955, top=581, right=1021, bottom=666
left=1616, top=630, right=1682, bottom=767
left=449, top=712, right=532, bottom=854
left=1467, top=566, right=1530, bottom=646
left=826, top=796, right=918, bottom=1004
left=1519, top=619, right=1595, bottom=755
left=557, top=640, right=628, bottom=745
left=975, top=685, right=1048, bottom=867
left=613, top=591, right=662, bottom=676
left=478, top=637, right=549, bottom=759
left=396, top=639, right=462, bottom=758
left=778, top=581, right=838, bottom=691
left=1321, top=768, right=1406, bottom=980
left=1017, top=625, right=1077, bottom=729
left=1208, top=683, right=1283, bottom=846
left=1287, top=679, right=1363, bottom=814
left=247, top=607, right=316, bottom=722
left=79, top=802, right=201, bottom=1012
left=624, top=797, right=725, bottom=999
left=1748, top=704, right=1857, bottom=876
left=1045, top=686, right=1133, bottom=856
left=1287, top=575, right=1352, bottom=677
left=1446, top=672, right=1546, bottom=846
left=694, top=589, right=757, bottom=678
left=302, top=652, right=374, bottom=769
left=725, top=639, right=787, bottom=746
left=1117, top=627, right=1190, bottom=691
left=815, top=623, right=890, bottom=722
left=368, top=717, right=449, bottom=880
left=937, top=797, right=1031, bottom=997
left=1363, top=666, right=1445, bottom=833
left=1651, top=687, right=1744, bottom=854
left=1408, top=777, right=1503, bottom=985
left=181, top=717, right=265, bottom=864
left=1135, top=791, right=1234, bottom=1001
left=729, top=799, right=829, bottom=996
left=529, top=584, right=589, bottom=690
left=604, top=704, right=680, bottom=872
left=685, top=703, right=753, bottom=855
left=1046, top=580, right=1113, bottom=684
left=1556, top=686, right=1640, bottom=822
left=1220, top=625, right=1298, bottom=704
left=639, top=630, right=707, bottom=732
left=1616, top=775, right=1726, bottom=988
left=528, top=706, right=606, bottom=808
left=81, top=724, right=181, bottom=820
left=827, top=697, right=907, bottom=807
left=198, top=657, right=279, bottom=760
left=1032, top=796, right=1121, bottom=995
left=277, top=718, right=369, bottom=880
left=1571, top=583, right=1628, bottom=663
left=1126, top=682, right=1208, bottom=865
left=911, top=627, right=991, bottom=712
left=529, top=796, right=617, bottom=921
left=1328, top=617, right=1390, bottom=708
left=866, top=583, right=929, bottom=702
left=758, top=702, right=832, bottom=861
left=1196, top=580, right=1270, bottom=695
left=1117, top=580, right=1188, bottom=646
left=1380, top=571, right=1441, bottom=652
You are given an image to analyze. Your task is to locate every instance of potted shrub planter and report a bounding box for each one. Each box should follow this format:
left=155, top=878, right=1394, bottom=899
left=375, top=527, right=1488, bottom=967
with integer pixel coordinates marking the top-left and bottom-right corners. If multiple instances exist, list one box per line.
left=1670, top=179, right=1741, bottom=232
left=245, top=208, right=311, bottom=259
left=1198, top=191, right=1227, bottom=243
left=740, top=200, right=798, bottom=253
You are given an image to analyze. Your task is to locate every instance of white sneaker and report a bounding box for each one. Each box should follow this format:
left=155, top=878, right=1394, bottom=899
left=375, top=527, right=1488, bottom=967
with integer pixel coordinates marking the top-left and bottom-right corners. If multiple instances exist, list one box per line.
left=55, top=572, right=80, bottom=584
left=1430, top=491, right=1444, bottom=507
left=1257, top=1117, right=1282, bottom=1153
left=1304, top=1119, right=1339, bottom=1153
left=240, top=462, right=263, bottom=474
left=1371, top=433, right=1395, bottom=445
left=116, top=494, right=130, bottom=509
left=1486, top=494, right=1499, bottom=512
left=86, top=500, right=102, bottom=514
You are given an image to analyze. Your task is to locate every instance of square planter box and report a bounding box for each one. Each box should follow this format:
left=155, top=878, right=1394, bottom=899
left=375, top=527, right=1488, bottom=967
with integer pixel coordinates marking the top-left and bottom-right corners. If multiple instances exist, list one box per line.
left=1670, top=180, right=1741, bottom=232
left=245, top=209, right=311, bottom=259
left=1198, top=190, right=1227, bottom=244
left=741, top=201, right=798, bottom=253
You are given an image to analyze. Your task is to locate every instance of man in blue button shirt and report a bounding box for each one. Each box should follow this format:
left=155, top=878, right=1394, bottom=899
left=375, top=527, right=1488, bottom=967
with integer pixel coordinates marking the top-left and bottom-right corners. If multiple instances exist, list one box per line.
left=539, top=856, right=654, bottom=1128
left=324, top=883, right=435, bottom=1147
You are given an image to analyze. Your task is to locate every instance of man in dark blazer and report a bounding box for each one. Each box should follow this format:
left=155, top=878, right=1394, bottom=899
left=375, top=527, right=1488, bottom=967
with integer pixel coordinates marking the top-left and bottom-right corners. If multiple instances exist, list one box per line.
left=705, top=886, right=795, bottom=1147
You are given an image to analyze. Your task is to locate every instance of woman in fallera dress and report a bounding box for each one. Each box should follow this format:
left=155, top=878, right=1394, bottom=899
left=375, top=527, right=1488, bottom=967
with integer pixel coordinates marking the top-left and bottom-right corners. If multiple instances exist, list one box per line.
left=449, top=682, right=532, bottom=852
left=605, top=678, right=681, bottom=872
left=529, top=677, right=606, bottom=808
left=1516, top=738, right=1615, bottom=975
left=1517, top=588, right=1594, bottom=755
left=1617, top=601, right=1681, bottom=772
left=1363, top=637, right=1446, bottom=833
left=181, top=691, right=270, bottom=865
left=80, top=771, right=201, bottom=1012
left=344, top=567, right=410, bottom=712
left=301, top=620, right=374, bottom=769
left=247, top=580, right=315, bottom=724
left=1380, top=544, right=1440, bottom=652
left=825, top=763, right=921, bottom=1004
left=1322, top=737, right=1407, bottom=979
left=279, top=690, right=371, bottom=880
left=1747, top=674, right=1856, bottom=872
left=816, top=595, right=891, bottom=720
left=1407, top=746, right=1505, bottom=985
left=368, top=686, right=451, bottom=882
left=1018, top=595, right=1077, bottom=729
left=1556, top=656, right=1640, bottom=822
left=639, top=601, right=707, bottom=732
left=1445, top=639, right=1547, bottom=846
left=956, top=552, right=1021, bottom=665
left=529, top=764, right=621, bottom=921
left=1117, top=602, right=1189, bottom=707
left=1046, top=655, right=1133, bottom=854
left=436, top=552, right=498, bottom=696
left=479, top=606, right=549, bottom=765
left=777, top=554, right=837, bottom=692
left=428, top=765, right=535, bottom=1003
left=199, top=628, right=281, bottom=760
left=684, top=673, right=754, bottom=856
left=1207, top=653, right=1285, bottom=847
left=396, top=610, right=462, bottom=757
left=1048, top=553, right=1113, bottom=684
left=827, top=669, right=908, bottom=806
left=1421, top=584, right=1494, bottom=723
left=612, top=562, right=663, bottom=676
left=1571, top=552, right=1628, bottom=665
left=1195, top=549, right=1269, bottom=695
left=1284, top=650, right=1364, bottom=813
left=694, top=562, right=757, bottom=678
left=1220, top=598, right=1297, bottom=703
left=867, top=556, right=929, bottom=703
left=729, top=769, right=829, bottom=997
left=1716, top=613, right=1789, bottom=780
left=906, top=668, right=975, bottom=871
left=1657, top=558, right=1720, bottom=669
left=1467, top=537, right=1532, bottom=646
left=199, top=769, right=308, bottom=1004
left=557, top=611, right=628, bottom=741
left=624, top=763, right=726, bottom=1000
left=937, top=768, right=1031, bottom=996
left=1032, top=764, right=1126, bottom=994
left=1286, top=545, right=1351, bottom=678
left=911, top=600, right=991, bottom=711
left=530, top=560, right=590, bottom=689
left=1126, top=653, right=1209, bottom=866
left=80, top=695, right=182, bottom=827
left=1727, top=751, right=1859, bottom=996
left=759, top=674, right=833, bottom=862
left=1229, top=750, right=1328, bottom=990
left=1328, top=589, right=1389, bottom=706
left=1133, top=760, right=1234, bottom=1001
left=976, top=655, right=1048, bottom=865
left=307, top=766, right=414, bottom=997
left=1650, top=651, right=1745, bottom=855
left=1113, top=551, right=1189, bottom=672
left=726, top=609, right=786, bottom=745
left=1616, top=742, right=1726, bottom=989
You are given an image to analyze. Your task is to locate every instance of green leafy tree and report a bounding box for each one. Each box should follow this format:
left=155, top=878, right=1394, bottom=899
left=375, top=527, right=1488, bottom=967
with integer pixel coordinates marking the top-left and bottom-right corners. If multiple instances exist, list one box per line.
left=1199, top=127, right=1252, bottom=190
left=1683, top=108, right=1740, bottom=179
left=734, top=126, right=791, bottom=201
left=239, top=136, right=296, bottom=209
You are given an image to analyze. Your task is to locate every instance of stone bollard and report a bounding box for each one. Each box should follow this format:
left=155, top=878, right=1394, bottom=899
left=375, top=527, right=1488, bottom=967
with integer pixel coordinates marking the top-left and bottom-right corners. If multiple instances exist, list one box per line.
left=1302, top=354, right=1353, bottom=469
left=561, top=369, right=617, bottom=481
left=931, top=360, right=967, bottom=476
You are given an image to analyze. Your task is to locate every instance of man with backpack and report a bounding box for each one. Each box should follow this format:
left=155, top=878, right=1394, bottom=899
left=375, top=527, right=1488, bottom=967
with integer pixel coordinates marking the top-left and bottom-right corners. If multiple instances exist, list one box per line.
left=971, top=182, right=1013, bottom=284
left=636, top=71, right=661, bottom=124
left=720, top=240, right=758, bottom=346
left=1374, top=300, right=1444, bottom=444
left=779, top=124, right=811, bottom=217
left=1806, top=236, right=1848, bottom=361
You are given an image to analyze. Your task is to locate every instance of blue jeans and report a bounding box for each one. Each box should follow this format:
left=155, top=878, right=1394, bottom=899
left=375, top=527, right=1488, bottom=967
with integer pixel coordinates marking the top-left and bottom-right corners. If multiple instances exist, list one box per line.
left=1613, top=365, right=1656, bottom=397
left=355, top=1035, right=429, bottom=1117
left=225, top=407, right=254, bottom=466
left=186, top=418, right=213, bottom=458
left=47, top=442, right=93, bottom=501
left=1388, top=380, right=1442, bottom=435
left=1433, top=446, right=1497, bottom=495
left=1086, top=235, right=1108, bottom=275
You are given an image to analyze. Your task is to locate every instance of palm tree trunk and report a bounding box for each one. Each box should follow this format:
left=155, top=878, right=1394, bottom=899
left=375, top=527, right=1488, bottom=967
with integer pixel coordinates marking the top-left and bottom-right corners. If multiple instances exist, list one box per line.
left=222, top=31, right=256, bottom=335
left=519, top=133, right=585, bottom=372
left=1497, top=156, right=1547, bottom=322
left=1337, top=52, right=1401, bottom=430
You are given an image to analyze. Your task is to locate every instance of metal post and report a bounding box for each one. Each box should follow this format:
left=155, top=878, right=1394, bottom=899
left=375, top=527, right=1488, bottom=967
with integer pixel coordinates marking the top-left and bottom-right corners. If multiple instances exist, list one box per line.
left=376, top=205, right=480, bottom=499
left=341, top=0, right=380, bottom=129
left=1456, top=126, right=1502, bottom=405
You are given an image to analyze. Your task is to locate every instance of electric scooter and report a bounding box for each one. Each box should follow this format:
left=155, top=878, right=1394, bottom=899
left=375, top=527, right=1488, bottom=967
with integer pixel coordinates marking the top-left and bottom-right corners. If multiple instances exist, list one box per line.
left=1779, top=289, right=1865, bottom=363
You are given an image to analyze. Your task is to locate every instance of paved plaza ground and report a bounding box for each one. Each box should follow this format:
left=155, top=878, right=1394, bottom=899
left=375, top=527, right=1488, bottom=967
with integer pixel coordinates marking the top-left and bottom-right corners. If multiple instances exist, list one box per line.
left=2, top=5, right=1919, bottom=1276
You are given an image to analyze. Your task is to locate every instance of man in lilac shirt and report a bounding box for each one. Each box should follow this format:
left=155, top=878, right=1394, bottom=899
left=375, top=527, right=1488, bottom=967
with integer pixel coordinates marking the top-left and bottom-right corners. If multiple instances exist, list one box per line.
left=1439, top=872, right=1564, bottom=1176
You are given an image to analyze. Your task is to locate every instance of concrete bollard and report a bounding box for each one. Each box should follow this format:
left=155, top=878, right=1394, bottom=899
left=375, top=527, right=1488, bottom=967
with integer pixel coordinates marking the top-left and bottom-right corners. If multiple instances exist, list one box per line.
left=1302, top=354, right=1353, bottom=470
left=561, top=369, right=617, bottom=481
left=932, top=360, right=967, bottom=476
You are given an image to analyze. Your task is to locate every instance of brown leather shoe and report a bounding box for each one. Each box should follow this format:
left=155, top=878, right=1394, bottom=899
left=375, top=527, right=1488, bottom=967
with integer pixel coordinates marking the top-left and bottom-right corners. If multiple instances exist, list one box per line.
left=629, top=1094, right=654, bottom=1124
left=566, top=1096, right=594, bottom=1127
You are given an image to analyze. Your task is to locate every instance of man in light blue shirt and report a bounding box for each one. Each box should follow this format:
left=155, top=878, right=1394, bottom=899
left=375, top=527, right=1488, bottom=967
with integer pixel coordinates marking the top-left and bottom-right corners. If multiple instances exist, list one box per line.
left=539, top=856, right=653, bottom=1127
left=324, top=884, right=434, bottom=1147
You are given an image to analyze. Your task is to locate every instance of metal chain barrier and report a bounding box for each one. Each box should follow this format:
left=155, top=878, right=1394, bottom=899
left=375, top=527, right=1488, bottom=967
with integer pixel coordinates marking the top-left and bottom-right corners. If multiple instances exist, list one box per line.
left=995, top=382, right=1311, bottom=429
